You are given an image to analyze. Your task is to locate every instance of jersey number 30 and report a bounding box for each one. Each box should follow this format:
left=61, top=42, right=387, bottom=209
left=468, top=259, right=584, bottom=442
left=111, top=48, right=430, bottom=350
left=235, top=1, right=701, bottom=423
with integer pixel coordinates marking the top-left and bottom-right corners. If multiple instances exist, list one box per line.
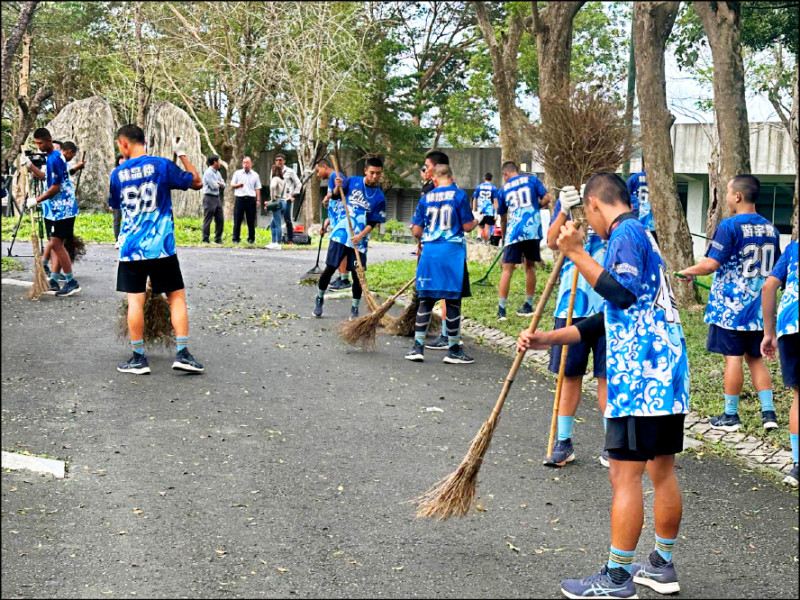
left=121, top=181, right=158, bottom=218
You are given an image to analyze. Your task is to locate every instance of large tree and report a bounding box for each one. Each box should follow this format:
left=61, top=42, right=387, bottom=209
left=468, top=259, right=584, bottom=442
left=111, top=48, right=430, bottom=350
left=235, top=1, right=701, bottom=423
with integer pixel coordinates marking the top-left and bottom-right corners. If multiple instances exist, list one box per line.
left=1, top=1, right=38, bottom=120
left=633, top=1, right=697, bottom=307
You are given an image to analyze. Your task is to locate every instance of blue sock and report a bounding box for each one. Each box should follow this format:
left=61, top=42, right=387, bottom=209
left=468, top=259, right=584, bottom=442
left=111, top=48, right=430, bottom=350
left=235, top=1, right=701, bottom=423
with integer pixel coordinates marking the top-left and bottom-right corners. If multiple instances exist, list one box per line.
left=43, top=257, right=50, bottom=268
left=351, top=298, right=360, bottom=309
left=791, top=433, right=799, bottom=465
left=557, top=416, right=574, bottom=441
left=498, top=297, right=507, bottom=309
left=526, top=294, right=534, bottom=305
left=448, top=335, right=461, bottom=348
left=131, top=339, right=144, bottom=356
left=64, top=271, right=74, bottom=282
left=654, top=534, right=676, bottom=563
left=607, top=546, right=635, bottom=575
left=414, top=332, right=425, bottom=346
left=175, top=336, right=188, bottom=352
left=758, top=389, right=775, bottom=412
left=316, top=289, right=325, bottom=300
left=603, top=418, right=608, bottom=432
left=724, top=394, right=739, bottom=415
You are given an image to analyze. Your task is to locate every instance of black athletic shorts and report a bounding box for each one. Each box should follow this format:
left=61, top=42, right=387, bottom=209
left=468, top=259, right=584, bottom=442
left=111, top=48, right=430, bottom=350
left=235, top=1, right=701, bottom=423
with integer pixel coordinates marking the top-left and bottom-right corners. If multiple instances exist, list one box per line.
left=44, top=217, right=75, bottom=240
left=325, top=240, right=367, bottom=272
left=479, top=215, right=496, bottom=227
left=548, top=317, right=607, bottom=378
left=503, top=239, right=541, bottom=264
left=779, top=333, right=799, bottom=388
left=605, top=414, right=686, bottom=462
left=706, top=324, right=763, bottom=358
left=117, top=254, right=185, bottom=295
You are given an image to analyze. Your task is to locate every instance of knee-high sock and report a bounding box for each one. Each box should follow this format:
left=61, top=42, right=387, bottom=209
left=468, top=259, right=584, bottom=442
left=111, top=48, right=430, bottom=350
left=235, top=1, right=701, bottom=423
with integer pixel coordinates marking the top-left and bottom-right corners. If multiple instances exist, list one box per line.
left=415, top=299, right=436, bottom=345
left=445, top=299, right=462, bottom=347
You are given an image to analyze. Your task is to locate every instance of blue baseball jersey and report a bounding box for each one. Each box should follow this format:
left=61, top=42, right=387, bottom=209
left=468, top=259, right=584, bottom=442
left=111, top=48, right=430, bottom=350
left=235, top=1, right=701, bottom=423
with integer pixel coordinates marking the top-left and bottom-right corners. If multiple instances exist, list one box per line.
left=704, top=213, right=780, bottom=331
left=328, top=176, right=386, bottom=253
left=550, top=199, right=607, bottom=319
left=326, top=171, right=346, bottom=230
left=412, top=184, right=474, bottom=244
left=770, top=239, right=798, bottom=339
left=626, top=171, right=655, bottom=232
left=108, top=155, right=194, bottom=261
left=473, top=182, right=499, bottom=216
left=41, top=149, right=79, bottom=221
left=497, top=174, right=547, bottom=245
left=603, top=216, right=690, bottom=418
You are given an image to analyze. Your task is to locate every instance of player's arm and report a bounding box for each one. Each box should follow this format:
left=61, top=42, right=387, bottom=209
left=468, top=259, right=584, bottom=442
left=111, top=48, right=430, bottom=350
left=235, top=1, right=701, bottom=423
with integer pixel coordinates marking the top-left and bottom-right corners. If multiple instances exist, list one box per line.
left=539, top=191, right=551, bottom=209
left=678, top=257, right=720, bottom=282
left=411, top=224, right=424, bottom=239
left=20, top=155, right=46, bottom=180
left=760, top=275, right=782, bottom=359
left=548, top=211, right=567, bottom=250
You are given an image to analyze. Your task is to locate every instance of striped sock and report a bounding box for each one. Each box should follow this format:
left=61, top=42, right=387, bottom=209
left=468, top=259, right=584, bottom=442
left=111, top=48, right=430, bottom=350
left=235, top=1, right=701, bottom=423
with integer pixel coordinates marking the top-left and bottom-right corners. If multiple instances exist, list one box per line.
left=414, top=332, right=425, bottom=346
left=791, top=433, right=799, bottom=465
left=607, top=546, right=635, bottom=577
left=654, top=534, right=676, bottom=564
left=175, top=336, right=188, bottom=352
left=757, top=389, right=775, bottom=412
left=724, top=394, right=739, bottom=415
left=316, top=289, right=325, bottom=300
left=131, top=339, right=144, bottom=356
left=498, top=297, right=507, bottom=309
left=64, top=271, right=74, bottom=282
left=557, top=416, right=574, bottom=441
left=448, top=336, right=461, bottom=348
left=351, top=298, right=360, bottom=309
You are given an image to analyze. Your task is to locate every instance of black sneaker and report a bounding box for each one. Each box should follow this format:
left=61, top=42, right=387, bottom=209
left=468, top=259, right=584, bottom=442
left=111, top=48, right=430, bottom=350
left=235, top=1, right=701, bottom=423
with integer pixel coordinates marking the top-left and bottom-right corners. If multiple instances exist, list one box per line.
left=339, top=278, right=352, bottom=289
left=497, top=305, right=507, bottom=321
left=43, top=263, right=52, bottom=277
left=46, top=278, right=60, bottom=294
left=117, top=353, right=151, bottom=375
left=516, top=302, right=534, bottom=317
left=443, top=345, right=474, bottom=364
left=172, top=348, right=204, bottom=373
left=55, top=279, right=81, bottom=297
left=709, top=412, right=741, bottom=432
left=783, top=463, right=799, bottom=488
left=425, top=334, right=449, bottom=350
left=329, top=278, right=346, bottom=291
left=313, top=296, right=324, bottom=317
left=405, top=342, right=425, bottom=361
left=349, top=305, right=359, bottom=320
left=761, top=410, right=778, bottom=430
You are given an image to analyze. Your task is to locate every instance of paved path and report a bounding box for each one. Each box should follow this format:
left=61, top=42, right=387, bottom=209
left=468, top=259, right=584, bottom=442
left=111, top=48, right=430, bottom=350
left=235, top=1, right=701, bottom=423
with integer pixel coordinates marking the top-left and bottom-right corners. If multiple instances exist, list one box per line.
left=2, top=243, right=798, bottom=598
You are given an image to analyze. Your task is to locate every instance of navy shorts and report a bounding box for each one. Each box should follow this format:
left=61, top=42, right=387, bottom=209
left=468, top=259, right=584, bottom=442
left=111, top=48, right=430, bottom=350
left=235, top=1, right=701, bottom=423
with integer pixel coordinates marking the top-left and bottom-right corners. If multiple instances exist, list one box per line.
left=479, top=215, right=496, bottom=227
left=706, top=324, right=763, bottom=358
left=605, top=414, right=686, bottom=462
left=779, top=333, right=799, bottom=388
left=503, top=239, right=541, bottom=264
left=117, top=253, right=184, bottom=295
left=44, top=217, right=75, bottom=240
left=548, top=317, right=606, bottom=378
left=325, top=240, right=367, bottom=272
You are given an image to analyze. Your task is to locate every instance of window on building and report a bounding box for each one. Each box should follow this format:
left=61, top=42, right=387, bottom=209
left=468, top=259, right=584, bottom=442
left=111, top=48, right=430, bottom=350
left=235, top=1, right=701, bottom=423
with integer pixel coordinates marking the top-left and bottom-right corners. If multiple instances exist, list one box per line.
left=756, top=181, right=795, bottom=235
left=676, top=182, right=689, bottom=216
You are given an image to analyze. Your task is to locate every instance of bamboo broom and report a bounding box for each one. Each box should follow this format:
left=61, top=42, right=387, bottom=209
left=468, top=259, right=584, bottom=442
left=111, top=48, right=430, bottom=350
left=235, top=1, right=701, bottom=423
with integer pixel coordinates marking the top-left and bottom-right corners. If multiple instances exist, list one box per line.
left=27, top=208, right=49, bottom=300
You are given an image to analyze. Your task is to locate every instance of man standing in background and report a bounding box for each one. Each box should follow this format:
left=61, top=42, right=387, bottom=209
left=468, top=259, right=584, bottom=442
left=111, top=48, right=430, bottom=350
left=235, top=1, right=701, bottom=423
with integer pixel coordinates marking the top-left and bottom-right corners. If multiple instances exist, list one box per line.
left=202, top=155, right=226, bottom=244
left=230, top=156, right=261, bottom=245
left=274, top=153, right=302, bottom=245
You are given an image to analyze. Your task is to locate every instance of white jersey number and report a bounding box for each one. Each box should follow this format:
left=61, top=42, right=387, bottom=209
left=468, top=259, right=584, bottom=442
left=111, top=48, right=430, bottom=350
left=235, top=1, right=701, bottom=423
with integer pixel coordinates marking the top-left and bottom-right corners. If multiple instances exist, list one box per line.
left=505, top=187, right=533, bottom=213
left=742, top=243, right=776, bottom=279
left=426, top=204, right=454, bottom=232
left=121, top=181, right=158, bottom=218
left=654, top=266, right=680, bottom=324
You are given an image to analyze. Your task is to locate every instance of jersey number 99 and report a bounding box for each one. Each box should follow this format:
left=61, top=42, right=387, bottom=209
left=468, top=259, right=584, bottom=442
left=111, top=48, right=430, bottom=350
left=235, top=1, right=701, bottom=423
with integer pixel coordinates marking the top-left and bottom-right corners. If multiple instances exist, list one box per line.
left=121, top=182, right=158, bottom=218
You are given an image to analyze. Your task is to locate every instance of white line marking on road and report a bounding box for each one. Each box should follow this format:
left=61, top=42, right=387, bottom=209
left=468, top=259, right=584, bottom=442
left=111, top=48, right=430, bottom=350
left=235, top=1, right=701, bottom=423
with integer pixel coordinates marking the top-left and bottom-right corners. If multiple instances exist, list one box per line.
left=2, top=451, right=65, bottom=478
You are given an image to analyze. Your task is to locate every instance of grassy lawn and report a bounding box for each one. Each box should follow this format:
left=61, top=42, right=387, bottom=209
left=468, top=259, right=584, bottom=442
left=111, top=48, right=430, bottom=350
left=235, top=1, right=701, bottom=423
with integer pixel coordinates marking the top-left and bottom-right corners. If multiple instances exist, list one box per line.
left=368, top=258, right=792, bottom=450
left=2, top=256, right=25, bottom=272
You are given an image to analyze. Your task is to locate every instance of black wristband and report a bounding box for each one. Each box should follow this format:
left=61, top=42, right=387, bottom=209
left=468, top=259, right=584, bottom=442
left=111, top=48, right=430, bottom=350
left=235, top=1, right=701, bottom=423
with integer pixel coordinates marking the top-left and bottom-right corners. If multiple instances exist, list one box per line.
left=595, top=270, right=637, bottom=310
left=575, top=312, right=605, bottom=345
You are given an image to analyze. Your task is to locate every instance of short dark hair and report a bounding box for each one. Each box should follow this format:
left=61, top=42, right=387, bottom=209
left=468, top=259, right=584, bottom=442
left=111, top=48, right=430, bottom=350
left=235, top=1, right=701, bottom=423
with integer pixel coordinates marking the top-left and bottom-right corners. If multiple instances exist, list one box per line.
left=365, top=156, right=384, bottom=169
left=61, top=141, right=78, bottom=153
left=275, top=153, right=286, bottom=160
left=52, top=139, right=62, bottom=146
left=501, top=161, right=518, bottom=175
left=484, top=172, right=493, bottom=181
left=115, top=154, right=124, bottom=164
left=33, top=127, right=52, bottom=141
left=116, top=124, right=145, bottom=145
left=425, top=150, right=449, bottom=166
left=315, top=158, right=332, bottom=168
left=730, top=174, right=760, bottom=204
left=583, top=172, right=631, bottom=208
left=207, top=154, right=219, bottom=166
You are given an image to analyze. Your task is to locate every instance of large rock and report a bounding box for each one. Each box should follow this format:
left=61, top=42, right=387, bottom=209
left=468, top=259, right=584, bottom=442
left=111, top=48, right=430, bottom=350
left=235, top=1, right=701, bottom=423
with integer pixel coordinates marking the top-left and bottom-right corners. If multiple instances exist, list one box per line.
left=144, top=101, right=203, bottom=218
left=43, top=96, right=117, bottom=212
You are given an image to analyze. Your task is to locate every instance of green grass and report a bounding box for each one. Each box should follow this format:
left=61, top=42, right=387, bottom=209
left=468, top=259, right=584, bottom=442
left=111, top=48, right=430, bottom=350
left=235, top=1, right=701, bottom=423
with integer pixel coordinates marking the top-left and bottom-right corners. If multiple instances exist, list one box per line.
left=368, top=258, right=793, bottom=450
left=1, top=257, right=24, bottom=273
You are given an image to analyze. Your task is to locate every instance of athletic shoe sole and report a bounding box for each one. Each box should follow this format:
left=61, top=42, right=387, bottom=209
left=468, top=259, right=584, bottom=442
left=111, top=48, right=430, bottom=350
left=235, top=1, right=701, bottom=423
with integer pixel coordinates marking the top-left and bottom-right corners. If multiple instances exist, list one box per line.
left=497, top=317, right=507, bottom=322
left=783, top=475, right=799, bottom=488
left=561, top=589, right=638, bottom=600
left=172, top=362, right=204, bottom=373
left=516, top=311, right=533, bottom=317
left=404, top=354, right=424, bottom=362
left=599, top=455, right=610, bottom=468
left=543, top=453, right=576, bottom=467
left=117, top=366, right=151, bottom=375
left=443, top=355, right=474, bottom=364
left=424, top=344, right=448, bottom=350
left=633, top=576, right=681, bottom=595
left=763, top=421, right=778, bottom=430
left=56, top=286, right=81, bottom=297
left=708, top=422, right=740, bottom=432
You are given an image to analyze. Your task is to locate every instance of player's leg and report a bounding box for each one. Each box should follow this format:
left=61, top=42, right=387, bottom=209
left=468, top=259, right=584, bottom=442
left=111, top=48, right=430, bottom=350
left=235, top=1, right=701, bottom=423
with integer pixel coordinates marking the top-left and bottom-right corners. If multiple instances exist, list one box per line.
left=348, top=250, right=365, bottom=319
left=497, top=261, right=515, bottom=322
left=406, top=298, right=435, bottom=361
left=544, top=376, right=582, bottom=467
left=426, top=300, right=449, bottom=350
left=118, top=291, right=150, bottom=375
left=516, top=242, right=539, bottom=316
left=780, top=333, right=799, bottom=486
left=598, top=378, right=610, bottom=467
left=744, top=350, right=777, bottom=430
left=51, top=227, right=80, bottom=296
left=786, top=388, right=799, bottom=487
left=708, top=325, right=744, bottom=431
left=165, top=288, right=203, bottom=373
left=330, top=256, right=350, bottom=290
left=443, top=298, right=473, bottom=364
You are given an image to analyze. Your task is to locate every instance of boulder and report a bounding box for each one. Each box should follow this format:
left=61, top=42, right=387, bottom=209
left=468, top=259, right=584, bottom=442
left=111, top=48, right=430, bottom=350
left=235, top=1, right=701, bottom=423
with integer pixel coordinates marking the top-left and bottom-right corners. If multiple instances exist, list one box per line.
left=144, top=101, right=203, bottom=218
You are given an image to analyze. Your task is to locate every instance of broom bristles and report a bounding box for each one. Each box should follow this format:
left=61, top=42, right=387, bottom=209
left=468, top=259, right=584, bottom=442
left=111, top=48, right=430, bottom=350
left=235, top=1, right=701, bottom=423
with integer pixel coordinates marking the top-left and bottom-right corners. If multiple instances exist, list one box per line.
left=116, top=287, right=174, bottom=347
left=337, top=306, right=388, bottom=350
left=27, top=232, right=49, bottom=300
left=412, top=413, right=500, bottom=520
left=385, top=289, right=442, bottom=337
left=65, top=235, right=86, bottom=262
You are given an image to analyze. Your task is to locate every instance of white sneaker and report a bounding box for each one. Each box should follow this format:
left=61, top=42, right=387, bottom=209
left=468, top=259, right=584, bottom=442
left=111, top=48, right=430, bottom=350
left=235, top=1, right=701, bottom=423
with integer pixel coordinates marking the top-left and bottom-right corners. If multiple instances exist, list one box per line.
left=114, top=240, right=122, bottom=249
left=269, top=243, right=282, bottom=250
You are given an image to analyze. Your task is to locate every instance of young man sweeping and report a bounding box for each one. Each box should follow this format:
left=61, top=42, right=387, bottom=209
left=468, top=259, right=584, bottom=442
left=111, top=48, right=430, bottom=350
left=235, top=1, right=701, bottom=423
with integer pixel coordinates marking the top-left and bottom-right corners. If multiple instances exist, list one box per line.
left=406, top=164, right=477, bottom=364
left=496, top=161, right=551, bottom=320
left=109, top=124, right=205, bottom=375
left=472, top=172, right=499, bottom=244
left=518, top=173, right=689, bottom=598
left=679, top=174, right=780, bottom=432
left=544, top=184, right=609, bottom=468
left=761, top=238, right=799, bottom=487
left=313, top=157, right=386, bottom=320
left=315, top=158, right=350, bottom=290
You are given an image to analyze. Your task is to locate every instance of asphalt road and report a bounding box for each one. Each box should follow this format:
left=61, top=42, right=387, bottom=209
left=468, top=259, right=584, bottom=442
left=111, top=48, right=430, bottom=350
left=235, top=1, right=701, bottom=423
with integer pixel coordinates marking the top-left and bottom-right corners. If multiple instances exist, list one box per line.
left=2, top=243, right=798, bottom=599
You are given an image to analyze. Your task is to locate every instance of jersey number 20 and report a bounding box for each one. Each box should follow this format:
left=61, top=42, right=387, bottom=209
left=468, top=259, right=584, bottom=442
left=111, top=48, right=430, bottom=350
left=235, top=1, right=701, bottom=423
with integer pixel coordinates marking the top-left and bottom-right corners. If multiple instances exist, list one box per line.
left=742, top=243, right=776, bottom=279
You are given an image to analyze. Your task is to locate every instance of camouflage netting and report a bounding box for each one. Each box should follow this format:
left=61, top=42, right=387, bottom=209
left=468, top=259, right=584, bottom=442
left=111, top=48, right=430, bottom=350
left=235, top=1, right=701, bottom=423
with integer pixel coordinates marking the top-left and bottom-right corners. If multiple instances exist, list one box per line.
left=145, top=101, right=203, bottom=218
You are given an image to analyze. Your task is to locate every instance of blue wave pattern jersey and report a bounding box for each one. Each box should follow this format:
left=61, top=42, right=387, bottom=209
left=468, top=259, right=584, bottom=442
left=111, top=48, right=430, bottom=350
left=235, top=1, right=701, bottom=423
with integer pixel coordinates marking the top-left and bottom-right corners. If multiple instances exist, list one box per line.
left=108, top=156, right=194, bottom=261
left=550, top=199, right=608, bottom=319
left=497, top=174, right=547, bottom=246
left=473, top=182, right=499, bottom=217
left=326, top=172, right=346, bottom=231
left=771, top=239, right=798, bottom=339
left=412, top=184, right=474, bottom=244
left=704, top=213, right=780, bottom=331
left=41, top=149, right=79, bottom=221
left=328, top=176, right=387, bottom=253
left=626, top=171, right=655, bottom=232
left=604, top=216, right=690, bottom=418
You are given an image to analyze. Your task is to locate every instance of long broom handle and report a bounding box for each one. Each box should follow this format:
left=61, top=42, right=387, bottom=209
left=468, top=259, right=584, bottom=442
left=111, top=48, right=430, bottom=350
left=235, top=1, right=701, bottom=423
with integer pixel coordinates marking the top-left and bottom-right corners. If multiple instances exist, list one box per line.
left=330, top=155, right=366, bottom=273
left=74, top=150, right=86, bottom=197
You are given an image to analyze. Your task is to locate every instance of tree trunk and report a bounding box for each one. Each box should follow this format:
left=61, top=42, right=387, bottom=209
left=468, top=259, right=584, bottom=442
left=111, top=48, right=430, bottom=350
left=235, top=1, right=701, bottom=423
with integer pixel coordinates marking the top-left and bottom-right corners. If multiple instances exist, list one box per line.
left=531, top=1, right=585, bottom=188
left=790, top=60, right=798, bottom=239
left=633, top=1, right=698, bottom=307
left=622, top=14, right=636, bottom=180
left=134, top=2, right=146, bottom=128
left=694, top=1, right=750, bottom=237
left=1, top=0, right=38, bottom=121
